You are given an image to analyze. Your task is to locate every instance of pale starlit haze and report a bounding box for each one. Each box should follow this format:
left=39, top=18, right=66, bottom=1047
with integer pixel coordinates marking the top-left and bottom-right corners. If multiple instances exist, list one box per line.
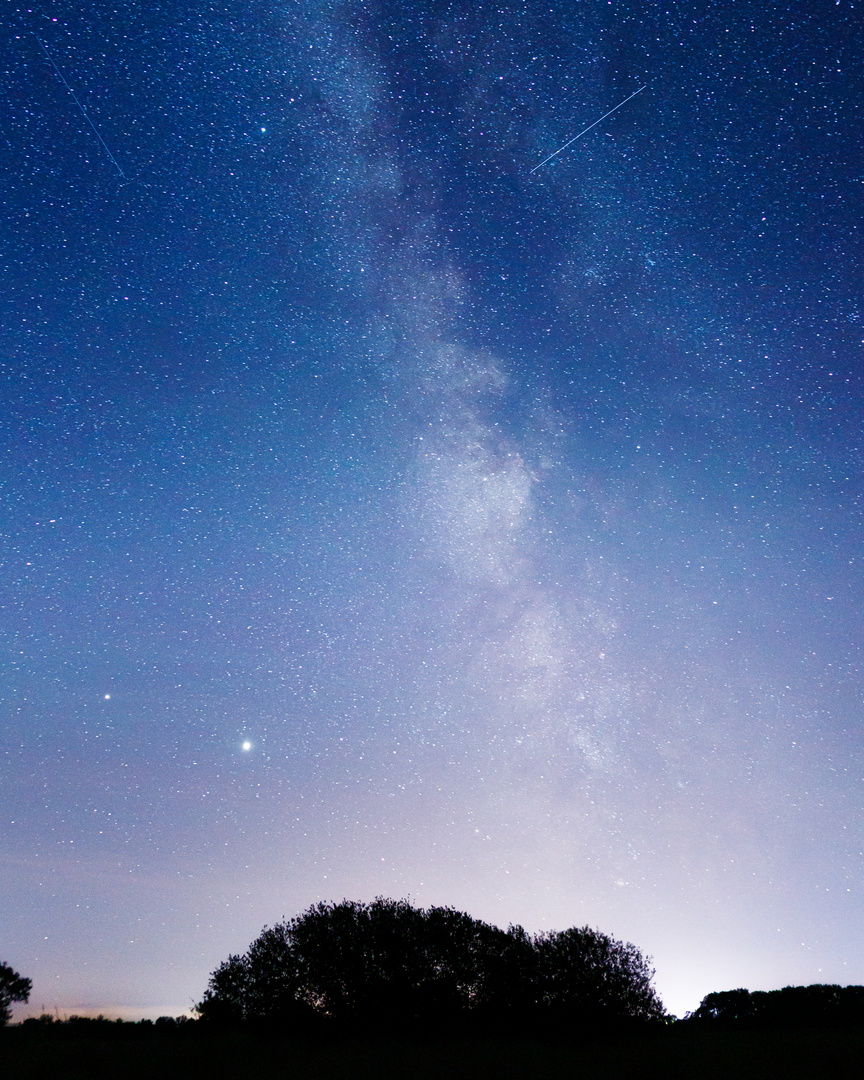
left=2, top=0, right=862, bottom=1022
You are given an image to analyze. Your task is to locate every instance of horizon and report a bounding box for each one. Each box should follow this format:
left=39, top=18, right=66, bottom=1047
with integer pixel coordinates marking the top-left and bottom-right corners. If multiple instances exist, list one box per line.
left=7, top=889, right=861, bottom=1023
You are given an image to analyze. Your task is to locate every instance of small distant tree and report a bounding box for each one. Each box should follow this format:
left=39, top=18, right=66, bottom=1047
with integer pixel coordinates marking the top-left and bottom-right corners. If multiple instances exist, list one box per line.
left=0, top=962, right=32, bottom=1026
left=689, top=988, right=754, bottom=1023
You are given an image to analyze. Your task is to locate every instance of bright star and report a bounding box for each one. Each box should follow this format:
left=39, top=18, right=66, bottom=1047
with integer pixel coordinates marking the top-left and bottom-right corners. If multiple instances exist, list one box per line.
left=241, top=741, right=252, bottom=752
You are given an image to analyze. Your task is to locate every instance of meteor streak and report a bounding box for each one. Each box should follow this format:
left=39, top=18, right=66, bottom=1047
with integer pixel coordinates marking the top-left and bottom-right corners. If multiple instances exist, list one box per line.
left=35, top=34, right=126, bottom=178
left=531, top=85, right=647, bottom=173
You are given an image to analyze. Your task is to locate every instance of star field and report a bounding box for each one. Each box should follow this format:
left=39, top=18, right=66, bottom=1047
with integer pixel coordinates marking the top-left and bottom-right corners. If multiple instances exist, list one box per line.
left=1, top=0, right=863, bottom=1019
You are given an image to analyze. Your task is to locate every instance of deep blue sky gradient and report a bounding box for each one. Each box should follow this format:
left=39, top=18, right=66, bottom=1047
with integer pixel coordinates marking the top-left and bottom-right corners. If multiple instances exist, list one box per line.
left=2, top=0, right=862, bottom=1018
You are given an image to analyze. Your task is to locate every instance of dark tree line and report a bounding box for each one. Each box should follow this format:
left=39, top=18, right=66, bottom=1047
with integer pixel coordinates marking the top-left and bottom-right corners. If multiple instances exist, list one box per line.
left=197, top=898, right=666, bottom=1034
left=688, top=984, right=864, bottom=1027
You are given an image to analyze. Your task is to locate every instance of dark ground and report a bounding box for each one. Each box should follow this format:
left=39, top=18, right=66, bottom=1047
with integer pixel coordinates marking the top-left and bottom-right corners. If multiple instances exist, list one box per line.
left=2, top=1024, right=863, bottom=1080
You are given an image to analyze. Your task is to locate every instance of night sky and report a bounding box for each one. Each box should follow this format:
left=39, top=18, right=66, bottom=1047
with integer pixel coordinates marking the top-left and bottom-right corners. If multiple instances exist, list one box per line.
left=2, top=0, right=862, bottom=1021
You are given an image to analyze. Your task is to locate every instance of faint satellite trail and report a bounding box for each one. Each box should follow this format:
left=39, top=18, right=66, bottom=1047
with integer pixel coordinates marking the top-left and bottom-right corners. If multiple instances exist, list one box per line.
left=531, top=85, right=647, bottom=173
left=35, top=34, right=126, bottom=178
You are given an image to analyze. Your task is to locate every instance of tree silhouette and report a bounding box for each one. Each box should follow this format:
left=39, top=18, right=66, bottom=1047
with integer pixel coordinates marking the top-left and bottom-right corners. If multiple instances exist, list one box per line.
left=197, top=897, right=665, bottom=1033
left=0, top=961, right=31, bottom=1026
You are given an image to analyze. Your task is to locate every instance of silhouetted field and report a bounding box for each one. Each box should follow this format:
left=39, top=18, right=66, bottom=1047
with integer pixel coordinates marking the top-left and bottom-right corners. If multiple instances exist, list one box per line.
left=2, top=1023, right=864, bottom=1080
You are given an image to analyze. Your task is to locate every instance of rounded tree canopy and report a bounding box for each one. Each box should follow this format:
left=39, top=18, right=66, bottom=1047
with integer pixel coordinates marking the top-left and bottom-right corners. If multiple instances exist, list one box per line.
left=197, top=897, right=666, bottom=1033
